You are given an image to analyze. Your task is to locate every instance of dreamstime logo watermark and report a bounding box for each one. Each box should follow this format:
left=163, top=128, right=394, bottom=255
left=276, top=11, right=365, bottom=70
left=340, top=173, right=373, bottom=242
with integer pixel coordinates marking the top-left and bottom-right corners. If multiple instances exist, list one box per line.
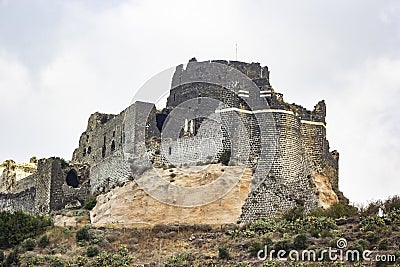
left=257, top=238, right=397, bottom=263
left=122, top=61, right=278, bottom=207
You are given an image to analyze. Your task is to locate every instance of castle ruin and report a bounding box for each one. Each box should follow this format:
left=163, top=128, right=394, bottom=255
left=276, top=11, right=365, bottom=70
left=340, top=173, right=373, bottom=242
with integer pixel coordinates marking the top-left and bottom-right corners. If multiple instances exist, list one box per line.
left=0, top=59, right=347, bottom=224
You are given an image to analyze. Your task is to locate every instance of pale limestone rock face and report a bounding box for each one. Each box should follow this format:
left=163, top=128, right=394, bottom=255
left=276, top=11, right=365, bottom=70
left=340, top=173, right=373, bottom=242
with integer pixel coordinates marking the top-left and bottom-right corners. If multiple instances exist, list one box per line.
left=312, top=171, right=339, bottom=209
left=89, top=164, right=341, bottom=226
left=0, top=159, right=37, bottom=192
left=90, top=165, right=253, bottom=226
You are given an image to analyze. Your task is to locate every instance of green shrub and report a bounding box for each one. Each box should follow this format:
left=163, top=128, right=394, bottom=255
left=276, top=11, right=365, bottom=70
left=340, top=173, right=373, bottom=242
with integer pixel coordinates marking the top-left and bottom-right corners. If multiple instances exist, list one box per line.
left=248, top=241, right=263, bottom=257
left=303, top=216, right=337, bottom=232
left=22, top=238, right=36, bottom=251
left=5, top=249, right=19, bottom=266
left=83, top=197, right=97, bottom=210
left=76, top=226, right=90, bottom=242
left=310, top=228, right=320, bottom=238
left=39, top=235, right=50, bottom=248
left=322, top=203, right=359, bottom=219
left=71, top=255, right=88, bottom=266
left=240, top=229, right=255, bottom=238
left=282, top=206, right=305, bottom=222
left=0, top=250, right=4, bottom=262
left=357, top=239, right=370, bottom=250
left=383, top=195, right=400, bottom=214
left=364, top=231, right=380, bottom=244
left=388, top=209, right=400, bottom=223
left=0, top=210, right=52, bottom=249
left=310, top=203, right=359, bottom=219
left=347, top=243, right=363, bottom=262
left=360, top=216, right=385, bottom=232
left=274, top=239, right=291, bottom=251
left=218, top=247, right=230, bottom=260
left=249, top=219, right=277, bottom=234
left=263, top=236, right=273, bottom=247
left=86, top=245, right=99, bottom=257
left=320, top=229, right=333, bottom=238
left=309, top=208, right=324, bottom=217
left=293, top=234, right=308, bottom=250
left=168, top=252, right=193, bottom=264
left=378, top=239, right=389, bottom=250
left=48, top=256, right=65, bottom=267
left=92, top=245, right=133, bottom=267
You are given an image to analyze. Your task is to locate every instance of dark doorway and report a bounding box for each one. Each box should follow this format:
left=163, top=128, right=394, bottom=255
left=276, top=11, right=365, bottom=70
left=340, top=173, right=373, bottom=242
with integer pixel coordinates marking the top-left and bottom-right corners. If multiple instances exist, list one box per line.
left=66, top=169, right=79, bottom=188
left=156, top=113, right=168, bottom=132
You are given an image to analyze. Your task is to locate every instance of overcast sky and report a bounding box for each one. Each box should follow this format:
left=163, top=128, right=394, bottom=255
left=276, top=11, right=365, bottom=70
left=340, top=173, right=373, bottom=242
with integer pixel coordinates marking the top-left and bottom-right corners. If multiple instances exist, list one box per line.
left=0, top=0, right=399, bottom=205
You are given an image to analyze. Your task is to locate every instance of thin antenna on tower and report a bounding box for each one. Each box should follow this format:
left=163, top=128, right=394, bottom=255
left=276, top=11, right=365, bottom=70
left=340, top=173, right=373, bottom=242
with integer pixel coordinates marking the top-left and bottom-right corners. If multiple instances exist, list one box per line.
left=235, top=43, right=238, bottom=60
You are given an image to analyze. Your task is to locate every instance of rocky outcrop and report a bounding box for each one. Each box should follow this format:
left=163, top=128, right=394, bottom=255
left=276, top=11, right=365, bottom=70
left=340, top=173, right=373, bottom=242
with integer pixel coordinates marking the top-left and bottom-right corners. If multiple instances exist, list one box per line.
left=312, top=171, right=339, bottom=209
left=90, top=165, right=253, bottom=226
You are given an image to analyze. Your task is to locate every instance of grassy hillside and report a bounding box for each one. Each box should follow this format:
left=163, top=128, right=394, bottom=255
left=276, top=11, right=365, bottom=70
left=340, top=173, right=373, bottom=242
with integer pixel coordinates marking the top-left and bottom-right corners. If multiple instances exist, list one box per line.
left=0, top=197, right=399, bottom=266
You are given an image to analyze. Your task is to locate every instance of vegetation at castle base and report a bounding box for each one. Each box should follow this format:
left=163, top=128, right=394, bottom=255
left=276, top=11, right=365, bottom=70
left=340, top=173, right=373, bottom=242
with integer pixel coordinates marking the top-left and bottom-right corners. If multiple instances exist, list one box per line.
left=167, top=252, right=194, bottom=265
left=0, top=196, right=399, bottom=266
left=38, top=235, right=50, bottom=248
left=225, top=197, right=400, bottom=265
left=76, top=225, right=90, bottom=242
left=0, top=211, right=52, bottom=249
left=83, top=197, right=97, bottom=210
left=90, top=245, right=133, bottom=267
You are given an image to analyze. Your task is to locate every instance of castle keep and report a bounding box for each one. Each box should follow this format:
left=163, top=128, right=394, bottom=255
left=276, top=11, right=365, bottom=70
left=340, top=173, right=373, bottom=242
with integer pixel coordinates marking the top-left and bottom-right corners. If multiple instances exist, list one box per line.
left=0, top=59, right=346, bottom=224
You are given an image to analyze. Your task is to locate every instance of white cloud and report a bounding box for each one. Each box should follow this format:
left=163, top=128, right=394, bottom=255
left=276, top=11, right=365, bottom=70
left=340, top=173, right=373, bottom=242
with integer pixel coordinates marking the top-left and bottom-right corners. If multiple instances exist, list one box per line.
left=328, top=57, right=400, bottom=204
left=0, top=50, right=32, bottom=104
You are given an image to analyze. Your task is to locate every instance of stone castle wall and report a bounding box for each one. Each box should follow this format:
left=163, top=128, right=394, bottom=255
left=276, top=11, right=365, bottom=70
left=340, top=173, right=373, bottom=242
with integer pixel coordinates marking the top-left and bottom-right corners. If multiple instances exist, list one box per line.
left=0, top=187, right=36, bottom=213
left=70, top=59, right=343, bottom=223
left=0, top=59, right=345, bottom=224
left=164, top=60, right=342, bottom=222
left=73, top=101, right=161, bottom=195
left=0, top=158, right=90, bottom=215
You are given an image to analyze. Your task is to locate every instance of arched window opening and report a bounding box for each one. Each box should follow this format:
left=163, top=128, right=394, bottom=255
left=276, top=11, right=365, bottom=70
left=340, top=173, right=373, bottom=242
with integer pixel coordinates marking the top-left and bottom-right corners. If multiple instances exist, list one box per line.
left=111, top=140, right=116, bottom=152
left=102, top=145, right=106, bottom=158
left=66, top=169, right=79, bottom=188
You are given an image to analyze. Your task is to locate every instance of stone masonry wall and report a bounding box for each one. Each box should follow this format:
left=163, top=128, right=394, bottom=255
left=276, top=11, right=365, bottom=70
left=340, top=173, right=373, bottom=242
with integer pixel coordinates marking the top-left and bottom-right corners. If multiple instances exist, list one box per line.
left=89, top=152, right=132, bottom=194
left=49, top=158, right=90, bottom=211
left=0, top=157, right=91, bottom=215
left=68, top=59, right=344, bottom=223
left=239, top=110, right=320, bottom=222
left=77, top=102, right=160, bottom=195
left=164, top=60, right=343, bottom=222
left=33, top=158, right=53, bottom=214
left=0, top=187, right=36, bottom=213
